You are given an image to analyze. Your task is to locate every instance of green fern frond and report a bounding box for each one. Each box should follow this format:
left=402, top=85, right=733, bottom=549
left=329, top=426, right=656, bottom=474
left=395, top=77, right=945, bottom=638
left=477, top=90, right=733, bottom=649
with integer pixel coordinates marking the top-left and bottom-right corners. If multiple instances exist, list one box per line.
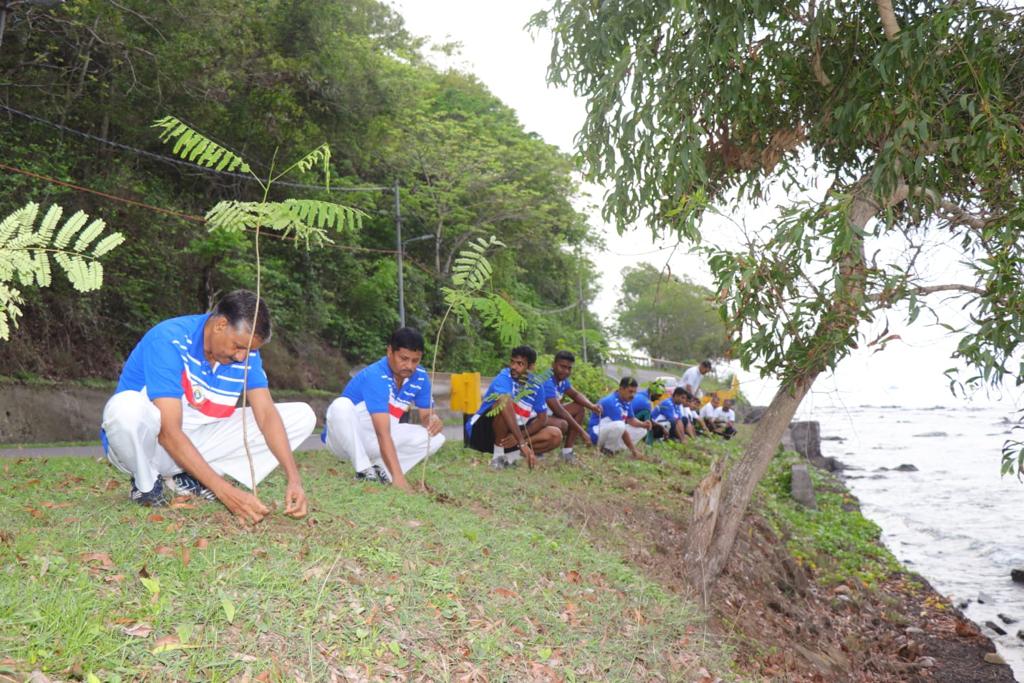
left=53, top=210, right=86, bottom=250
left=289, top=144, right=331, bottom=189
left=152, top=116, right=251, bottom=174
left=280, top=199, right=365, bottom=232
left=205, top=201, right=264, bottom=234
left=0, top=202, right=123, bottom=340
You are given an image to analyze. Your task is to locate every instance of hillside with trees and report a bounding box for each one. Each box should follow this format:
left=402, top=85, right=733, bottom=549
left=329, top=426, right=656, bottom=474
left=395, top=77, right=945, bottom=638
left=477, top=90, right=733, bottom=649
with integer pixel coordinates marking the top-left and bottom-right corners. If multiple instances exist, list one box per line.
left=0, top=0, right=606, bottom=386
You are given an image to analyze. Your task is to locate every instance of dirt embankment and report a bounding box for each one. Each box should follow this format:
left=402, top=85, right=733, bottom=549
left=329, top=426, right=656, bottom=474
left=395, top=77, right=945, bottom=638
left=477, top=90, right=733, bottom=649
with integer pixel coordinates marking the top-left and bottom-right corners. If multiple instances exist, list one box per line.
left=554, top=489, right=1014, bottom=682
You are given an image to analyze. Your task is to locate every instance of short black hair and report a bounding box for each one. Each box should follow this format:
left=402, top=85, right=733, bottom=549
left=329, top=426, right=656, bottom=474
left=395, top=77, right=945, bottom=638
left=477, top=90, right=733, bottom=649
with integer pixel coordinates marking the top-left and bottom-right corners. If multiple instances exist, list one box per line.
left=700, top=360, right=713, bottom=370
left=510, top=345, right=537, bottom=365
left=554, top=350, right=575, bottom=364
left=389, top=327, right=425, bottom=353
left=213, top=290, right=271, bottom=342
left=673, top=387, right=688, bottom=398
left=619, top=376, right=638, bottom=388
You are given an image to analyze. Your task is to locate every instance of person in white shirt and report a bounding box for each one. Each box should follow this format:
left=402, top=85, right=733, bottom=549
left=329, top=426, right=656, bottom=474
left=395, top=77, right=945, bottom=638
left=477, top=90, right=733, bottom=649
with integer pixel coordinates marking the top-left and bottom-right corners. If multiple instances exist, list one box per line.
left=718, top=399, right=738, bottom=439
left=680, top=360, right=712, bottom=398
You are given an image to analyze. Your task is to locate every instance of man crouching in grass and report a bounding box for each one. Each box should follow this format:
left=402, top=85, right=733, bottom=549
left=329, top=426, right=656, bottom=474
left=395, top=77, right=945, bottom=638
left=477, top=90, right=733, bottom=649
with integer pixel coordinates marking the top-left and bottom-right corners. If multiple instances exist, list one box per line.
left=100, top=290, right=315, bottom=523
left=323, top=327, right=444, bottom=492
left=466, top=345, right=562, bottom=469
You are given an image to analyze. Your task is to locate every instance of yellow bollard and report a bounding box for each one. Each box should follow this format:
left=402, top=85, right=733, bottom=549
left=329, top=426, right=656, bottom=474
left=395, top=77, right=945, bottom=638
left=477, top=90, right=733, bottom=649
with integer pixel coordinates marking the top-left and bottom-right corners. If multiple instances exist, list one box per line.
left=450, top=372, right=482, bottom=414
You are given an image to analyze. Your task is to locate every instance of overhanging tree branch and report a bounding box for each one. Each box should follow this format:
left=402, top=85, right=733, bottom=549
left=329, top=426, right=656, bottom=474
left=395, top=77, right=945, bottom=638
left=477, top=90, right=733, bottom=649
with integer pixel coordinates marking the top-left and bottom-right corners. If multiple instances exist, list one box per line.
left=877, top=0, right=901, bottom=41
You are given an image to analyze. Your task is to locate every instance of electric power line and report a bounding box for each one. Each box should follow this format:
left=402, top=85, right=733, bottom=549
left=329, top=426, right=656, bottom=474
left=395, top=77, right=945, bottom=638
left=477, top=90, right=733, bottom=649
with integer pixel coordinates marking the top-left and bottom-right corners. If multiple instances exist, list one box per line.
left=0, top=103, right=389, bottom=194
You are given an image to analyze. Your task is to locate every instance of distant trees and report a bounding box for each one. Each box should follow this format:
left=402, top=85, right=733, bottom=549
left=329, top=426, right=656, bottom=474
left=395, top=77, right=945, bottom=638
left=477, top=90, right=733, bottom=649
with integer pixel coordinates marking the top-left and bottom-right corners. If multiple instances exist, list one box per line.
left=614, top=264, right=727, bottom=362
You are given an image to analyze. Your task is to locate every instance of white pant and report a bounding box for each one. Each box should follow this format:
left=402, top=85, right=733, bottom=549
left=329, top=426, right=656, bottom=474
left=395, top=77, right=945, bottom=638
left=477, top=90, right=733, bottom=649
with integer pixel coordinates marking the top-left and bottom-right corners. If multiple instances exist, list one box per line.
left=596, top=420, right=647, bottom=452
left=102, top=390, right=316, bottom=492
left=324, top=397, right=444, bottom=476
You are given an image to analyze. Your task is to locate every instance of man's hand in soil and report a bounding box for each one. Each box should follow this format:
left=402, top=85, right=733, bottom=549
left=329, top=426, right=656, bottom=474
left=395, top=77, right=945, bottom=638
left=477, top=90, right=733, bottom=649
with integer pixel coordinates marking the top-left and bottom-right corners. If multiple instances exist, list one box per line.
left=522, top=442, right=537, bottom=469
left=392, top=474, right=416, bottom=493
left=424, top=413, right=444, bottom=437
left=283, top=479, right=308, bottom=518
left=220, top=487, right=270, bottom=524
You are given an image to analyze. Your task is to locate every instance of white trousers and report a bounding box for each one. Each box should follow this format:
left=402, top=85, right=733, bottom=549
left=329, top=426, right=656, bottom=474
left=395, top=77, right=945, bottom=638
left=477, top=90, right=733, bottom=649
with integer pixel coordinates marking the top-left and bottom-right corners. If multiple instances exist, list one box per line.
left=324, top=397, right=445, bottom=476
left=102, top=390, right=316, bottom=492
left=596, top=420, right=648, bottom=452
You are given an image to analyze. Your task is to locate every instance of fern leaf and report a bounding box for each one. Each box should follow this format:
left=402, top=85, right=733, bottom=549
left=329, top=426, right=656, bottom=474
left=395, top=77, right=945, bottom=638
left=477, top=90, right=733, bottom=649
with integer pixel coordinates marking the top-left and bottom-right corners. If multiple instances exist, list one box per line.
left=290, top=143, right=331, bottom=189
left=54, top=210, right=88, bottom=250
left=33, top=252, right=51, bottom=287
left=73, top=218, right=106, bottom=252
left=152, top=116, right=250, bottom=174
left=205, top=201, right=262, bottom=233
left=0, top=203, right=36, bottom=247
left=37, top=205, right=61, bottom=245
left=92, top=232, right=125, bottom=258
left=281, top=200, right=366, bottom=233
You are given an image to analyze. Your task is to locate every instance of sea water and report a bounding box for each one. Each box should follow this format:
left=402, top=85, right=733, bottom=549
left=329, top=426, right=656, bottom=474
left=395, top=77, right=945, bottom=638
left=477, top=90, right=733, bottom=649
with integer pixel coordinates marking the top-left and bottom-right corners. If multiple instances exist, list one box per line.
left=803, top=403, right=1024, bottom=678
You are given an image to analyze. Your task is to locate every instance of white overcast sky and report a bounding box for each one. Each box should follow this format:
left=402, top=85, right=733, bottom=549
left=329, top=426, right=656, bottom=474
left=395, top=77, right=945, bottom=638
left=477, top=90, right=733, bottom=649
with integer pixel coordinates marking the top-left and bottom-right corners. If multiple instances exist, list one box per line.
left=397, top=1, right=1020, bottom=410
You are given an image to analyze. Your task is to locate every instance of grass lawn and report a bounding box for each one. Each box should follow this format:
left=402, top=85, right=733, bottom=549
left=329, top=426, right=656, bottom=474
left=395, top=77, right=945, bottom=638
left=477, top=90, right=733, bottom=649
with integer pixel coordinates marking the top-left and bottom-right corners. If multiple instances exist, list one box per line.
left=0, top=443, right=735, bottom=682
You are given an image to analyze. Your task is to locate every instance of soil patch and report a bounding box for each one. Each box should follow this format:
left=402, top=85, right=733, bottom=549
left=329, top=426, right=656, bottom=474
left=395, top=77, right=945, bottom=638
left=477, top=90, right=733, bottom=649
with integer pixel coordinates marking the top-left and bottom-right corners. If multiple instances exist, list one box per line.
left=554, top=490, right=1014, bottom=682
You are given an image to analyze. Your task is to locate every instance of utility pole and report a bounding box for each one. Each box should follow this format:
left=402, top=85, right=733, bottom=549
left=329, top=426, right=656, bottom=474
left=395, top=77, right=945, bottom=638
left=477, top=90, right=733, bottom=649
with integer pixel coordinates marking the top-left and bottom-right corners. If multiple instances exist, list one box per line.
left=577, top=248, right=588, bottom=363
left=394, top=179, right=405, bottom=327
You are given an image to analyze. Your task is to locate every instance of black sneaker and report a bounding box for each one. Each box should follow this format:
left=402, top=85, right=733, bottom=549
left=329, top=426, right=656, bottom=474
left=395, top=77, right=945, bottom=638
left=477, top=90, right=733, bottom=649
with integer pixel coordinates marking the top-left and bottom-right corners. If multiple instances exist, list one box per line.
left=372, top=464, right=392, bottom=484
left=166, top=472, right=217, bottom=501
left=356, top=467, right=387, bottom=483
left=130, top=477, right=167, bottom=507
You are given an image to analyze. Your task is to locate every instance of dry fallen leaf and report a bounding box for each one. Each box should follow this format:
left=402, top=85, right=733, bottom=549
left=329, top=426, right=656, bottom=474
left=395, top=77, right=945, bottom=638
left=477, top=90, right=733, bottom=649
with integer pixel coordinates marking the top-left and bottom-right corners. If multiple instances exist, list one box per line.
left=154, top=545, right=175, bottom=557
left=147, top=513, right=165, bottom=523
left=565, top=570, right=581, bottom=584
left=194, top=538, right=209, bottom=550
left=181, top=547, right=191, bottom=567
left=24, top=507, right=44, bottom=519
left=40, top=501, right=71, bottom=509
left=80, top=552, right=115, bottom=569
left=492, top=587, right=519, bottom=599
left=104, top=479, right=120, bottom=491
left=122, top=622, right=154, bottom=638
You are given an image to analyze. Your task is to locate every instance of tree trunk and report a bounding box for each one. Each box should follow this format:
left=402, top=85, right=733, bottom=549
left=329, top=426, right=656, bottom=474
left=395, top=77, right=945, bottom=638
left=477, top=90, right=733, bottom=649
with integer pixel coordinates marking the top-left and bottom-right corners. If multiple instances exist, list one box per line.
left=683, top=374, right=816, bottom=589
left=681, top=180, right=900, bottom=589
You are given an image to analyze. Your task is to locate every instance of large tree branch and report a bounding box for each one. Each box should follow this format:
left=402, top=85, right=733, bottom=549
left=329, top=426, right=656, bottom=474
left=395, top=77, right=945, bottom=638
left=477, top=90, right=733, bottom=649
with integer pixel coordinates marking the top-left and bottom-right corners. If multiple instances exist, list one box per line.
left=902, top=186, right=990, bottom=230
left=868, top=283, right=986, bottom=302
left=877, top=0, right=901, bottom=41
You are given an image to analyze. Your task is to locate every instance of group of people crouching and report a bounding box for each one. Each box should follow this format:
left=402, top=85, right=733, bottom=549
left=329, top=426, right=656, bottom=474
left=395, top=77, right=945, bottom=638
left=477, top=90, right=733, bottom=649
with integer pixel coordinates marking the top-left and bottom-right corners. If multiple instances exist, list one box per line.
left=98, top=290, right=735, bottom=524
left=466, top=346, right=736, bottom=469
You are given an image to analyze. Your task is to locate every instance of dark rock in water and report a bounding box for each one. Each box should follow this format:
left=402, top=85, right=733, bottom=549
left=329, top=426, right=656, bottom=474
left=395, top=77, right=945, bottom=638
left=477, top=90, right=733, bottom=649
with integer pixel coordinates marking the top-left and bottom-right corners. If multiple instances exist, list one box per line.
left=1018, top=629, right=1024, bottom=641
left=876, top=467, right=890, bottom=472
left=958, top=600, right=970, bottom=609
left=894, top=464, right=919, bottom=472
left=979, top=592, right=993, bottom=604
left=743, top=406, right=768, bottom=424
left=821, top=435, right=845, bottom=441
left=1011, top=568, right=1024, bottom=584
left=998, top=613, right=1017, bottom=625
left=790, top=464, right=817, bottom=509
left=985, top=620, right=1007, bottom=636
left=785, top=421, right=822, bottom=460
left=913, top=431, right=948, bottom=437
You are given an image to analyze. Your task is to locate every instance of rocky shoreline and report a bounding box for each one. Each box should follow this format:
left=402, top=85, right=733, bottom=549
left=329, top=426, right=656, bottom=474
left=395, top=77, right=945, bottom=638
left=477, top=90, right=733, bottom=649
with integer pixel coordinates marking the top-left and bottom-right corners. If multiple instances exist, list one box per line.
left=759, top=417, right=1018, bottom=681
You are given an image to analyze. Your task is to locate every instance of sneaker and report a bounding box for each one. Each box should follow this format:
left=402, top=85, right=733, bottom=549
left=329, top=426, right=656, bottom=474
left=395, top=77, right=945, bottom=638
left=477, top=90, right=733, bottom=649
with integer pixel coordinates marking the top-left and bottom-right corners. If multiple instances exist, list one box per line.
left=166, top=472, right=217, bottom=501
left=600, top=447, right=614, bottom=456
left=355, top=467, right=383, bottom=483
left=561, top=450, right=577, bottom=464
left=372, top=464, right=392, bottom=484
left=490, top=456, right=509, bottom=471
left=130, top=477, right=167, bottom=507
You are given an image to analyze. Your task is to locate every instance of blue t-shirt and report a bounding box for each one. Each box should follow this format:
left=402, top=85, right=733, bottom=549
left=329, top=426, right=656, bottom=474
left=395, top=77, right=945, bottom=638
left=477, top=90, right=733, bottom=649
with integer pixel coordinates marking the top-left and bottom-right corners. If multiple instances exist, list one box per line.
left=114, top=313, right=268, bottom=429
left=631, top=390, right=654, bottom=419
left=467, top=367, right=547, bottom=436
left=342, top=356, right=432, bottom=418
left=654, top=397, right=682, bottom=423
left=544, top=375, right=572, bottom=401
left=587, top=390, right=635, bottom=439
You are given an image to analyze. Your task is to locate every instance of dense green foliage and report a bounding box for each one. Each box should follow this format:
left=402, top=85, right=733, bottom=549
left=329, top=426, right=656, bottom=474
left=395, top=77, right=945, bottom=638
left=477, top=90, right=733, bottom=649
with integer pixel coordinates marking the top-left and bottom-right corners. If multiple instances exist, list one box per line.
left=0, top=0, right=606, bottom=386
left=534, top=2, right=1024, bottom=470
left=614, top=263, right=728, bottom=362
